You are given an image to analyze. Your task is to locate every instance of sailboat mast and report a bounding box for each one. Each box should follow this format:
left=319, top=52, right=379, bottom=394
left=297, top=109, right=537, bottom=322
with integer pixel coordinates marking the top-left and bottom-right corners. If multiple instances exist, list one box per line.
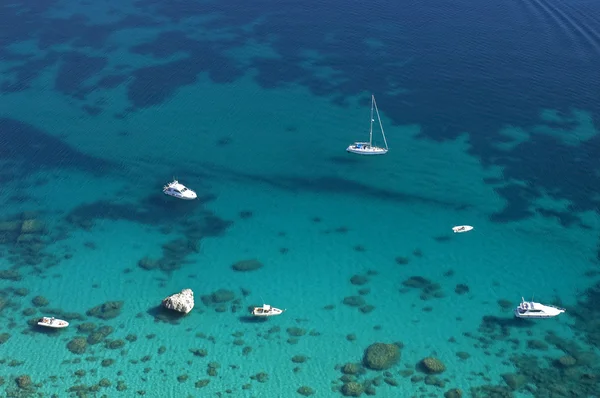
left=369, top=95, right=374, bottom=146
left=373, top=96, right=389, bottom=150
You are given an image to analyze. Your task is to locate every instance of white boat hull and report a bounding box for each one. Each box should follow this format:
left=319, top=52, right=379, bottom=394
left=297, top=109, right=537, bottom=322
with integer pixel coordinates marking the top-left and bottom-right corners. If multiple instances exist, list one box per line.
left=251, top=305, right=284, bottom=317
left=453, top=225, right=473, bottom=233
left=37, top=317, right=69, bottom=329
left=346, top=145, right=388, bottom=155
left=252, top=312, right=283, bottom=317
left=514, top=311, right=562, bottom=319
left=164, top=192, right=196, bottom=200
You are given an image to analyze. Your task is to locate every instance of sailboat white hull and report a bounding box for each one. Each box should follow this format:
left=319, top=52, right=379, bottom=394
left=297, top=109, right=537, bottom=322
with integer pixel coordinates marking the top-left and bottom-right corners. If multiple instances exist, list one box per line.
left=346, top=144, right=388, bottom=155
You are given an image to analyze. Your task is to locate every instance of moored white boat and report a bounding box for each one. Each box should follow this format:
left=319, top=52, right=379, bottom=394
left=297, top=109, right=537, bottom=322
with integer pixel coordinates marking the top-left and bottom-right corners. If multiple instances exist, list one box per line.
left=163, top=180, right=197, bottom=200
left=251, top=304, right=285, bottom=317
left=514, top=297, right=565, bottom=319
left=452, top=225, right=473, bottom=233
left=37, top=317, right=69, bottom=329
left=346, top=142, right=388, bottom=155
left=346, top=94, right=389, bottom=156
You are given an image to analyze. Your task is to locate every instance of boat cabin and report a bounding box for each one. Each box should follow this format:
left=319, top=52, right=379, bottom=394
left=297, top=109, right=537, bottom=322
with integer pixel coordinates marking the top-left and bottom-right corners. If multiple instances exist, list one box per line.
left=166, top=186, right=186, bottom=195
left=163, top=180, right=197, bottom=200
left=254, top=305, right=271, bottom=314
left=165, top=182, right=187, bottom=194
left=517, top=302, right=542, bottom=315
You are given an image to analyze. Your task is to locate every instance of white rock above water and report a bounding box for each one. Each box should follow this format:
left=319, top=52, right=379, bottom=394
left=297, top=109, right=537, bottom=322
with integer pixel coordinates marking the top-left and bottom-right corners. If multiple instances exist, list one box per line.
left=162, top=289, right=194, bottom=314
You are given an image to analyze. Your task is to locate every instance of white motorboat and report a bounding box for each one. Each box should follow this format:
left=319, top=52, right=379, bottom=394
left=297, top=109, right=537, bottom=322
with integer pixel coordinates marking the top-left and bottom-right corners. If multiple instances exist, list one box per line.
left=163, top=180, right=197, bottom=200
left=37, top=317, right=69, bottom=329
left=514, top=297, right=565, bottom=319
left=453, top=225, right=473, bottom=233
left=251, top=304, right=285, bottom=317
left=346, top=94, right=389, bottom=155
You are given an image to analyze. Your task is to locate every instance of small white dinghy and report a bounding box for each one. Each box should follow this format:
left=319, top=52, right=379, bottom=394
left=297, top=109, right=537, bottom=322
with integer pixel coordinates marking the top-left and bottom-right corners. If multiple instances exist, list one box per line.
left=163, top=180, right=197, bottom=200
left=37, top=317, right=69, bottom=329
left=452, top=225, right=473, bottom=233
left=251, top=304, right=285, bottom=317
left=514, top=297, right=565, bottom=319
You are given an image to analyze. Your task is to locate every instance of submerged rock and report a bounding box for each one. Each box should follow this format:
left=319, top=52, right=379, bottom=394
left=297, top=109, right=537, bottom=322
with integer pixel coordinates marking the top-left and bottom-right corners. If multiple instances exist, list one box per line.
left=31, top=296, right=49, bottom=307
left=231, top=259, right=263, bottom=272
left=350, top=275, right=369, bottom=285
left=363, top=343, right=400, bottom=370
left=211, top=289, right=234, bottom=303
left=501, top=373, right=527, bottom=390
left=86, top=301, right=124, bottom=320
left=0, top=221, right=21, bottom=233
left=21, top=219, right=46, bottom=234
left=444, top=388, right=463, bottom=398
left=0, top=333, right=10, bottom=344
left=67, top=337, right=88, bottom=355
left=15, top=375, right=32, bottom=389
left=341, top=382, right=364, bottom=397
left=138, top=257, right=159, bottom=271
left=162, top=289, right=194, bottom=314
left=297, top=386, right=315, bottom=396
left=343, top=296, right=365, bottom=307
left=419, top=357, right=446, bottom=374
left=556, top=355, right=577, bottom=368
left=0, top=270, right=21, bottom=281
left=341, top=363, right=361, bottom=375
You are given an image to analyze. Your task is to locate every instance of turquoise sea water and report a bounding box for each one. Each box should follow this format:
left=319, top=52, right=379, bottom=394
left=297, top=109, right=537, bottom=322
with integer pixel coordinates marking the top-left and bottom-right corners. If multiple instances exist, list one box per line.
left=2, top=0, right=600, bottom=397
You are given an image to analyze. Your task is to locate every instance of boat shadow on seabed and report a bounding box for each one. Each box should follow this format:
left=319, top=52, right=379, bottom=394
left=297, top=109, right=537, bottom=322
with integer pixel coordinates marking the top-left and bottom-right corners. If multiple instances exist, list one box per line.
left=482, top=314, right=535, bottom=329
left=238, top=315, right=268, bottom=324
left=238, top=305, right=270, bottom=323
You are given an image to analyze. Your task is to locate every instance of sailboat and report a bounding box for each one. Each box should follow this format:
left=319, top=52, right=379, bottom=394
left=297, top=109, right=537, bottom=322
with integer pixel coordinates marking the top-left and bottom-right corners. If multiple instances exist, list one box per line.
left=346, top=94, right=389, bottom=155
